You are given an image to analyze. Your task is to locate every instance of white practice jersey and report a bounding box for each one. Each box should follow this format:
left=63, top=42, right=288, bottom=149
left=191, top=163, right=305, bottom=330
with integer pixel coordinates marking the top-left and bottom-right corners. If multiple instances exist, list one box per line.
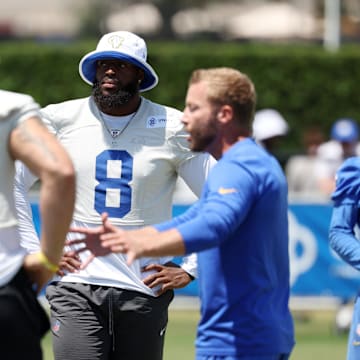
left=15, top=96, right=215, bottom=295
left=0, top=90, right=40, bottom=287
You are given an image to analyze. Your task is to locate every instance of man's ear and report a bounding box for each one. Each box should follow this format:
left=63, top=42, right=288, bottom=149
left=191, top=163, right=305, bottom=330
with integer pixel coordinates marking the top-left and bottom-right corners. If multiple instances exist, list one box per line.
left=217, top=105, right=233, bottom=124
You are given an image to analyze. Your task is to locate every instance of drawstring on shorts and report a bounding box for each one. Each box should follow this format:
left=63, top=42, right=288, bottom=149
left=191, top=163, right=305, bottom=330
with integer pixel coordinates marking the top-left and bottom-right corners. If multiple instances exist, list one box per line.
left=108, top=288, right=115, bottom=352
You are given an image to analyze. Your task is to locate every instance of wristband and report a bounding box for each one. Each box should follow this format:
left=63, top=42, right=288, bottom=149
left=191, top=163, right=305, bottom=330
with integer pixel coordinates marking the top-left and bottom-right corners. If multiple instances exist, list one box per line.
left=37, top=251, right=59, bottom=273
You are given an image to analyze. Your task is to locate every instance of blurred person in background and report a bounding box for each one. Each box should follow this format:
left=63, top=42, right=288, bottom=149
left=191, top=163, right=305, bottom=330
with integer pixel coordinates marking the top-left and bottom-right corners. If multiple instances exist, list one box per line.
left=0, top=90, right=75, bottom=360
left=316, top=118, right=360, bottom=197
left=329, top=154, right=360, bottom=360
left=252, top=108, right=289, bottom=168
left=14, top=30, right=214, bottom=360
left=286, top=126, right=327, bottom=200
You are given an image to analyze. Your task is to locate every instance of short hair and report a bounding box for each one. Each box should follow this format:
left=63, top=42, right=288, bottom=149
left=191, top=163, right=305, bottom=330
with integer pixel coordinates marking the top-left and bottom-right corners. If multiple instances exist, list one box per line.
left=189, top=67, right=256, bottom=131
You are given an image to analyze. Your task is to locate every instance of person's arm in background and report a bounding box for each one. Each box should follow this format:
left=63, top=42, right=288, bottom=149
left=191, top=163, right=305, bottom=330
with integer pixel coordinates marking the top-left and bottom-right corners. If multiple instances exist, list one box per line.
left=329, top=202, right=360, bottom=269
left=9, top=115, right=75, bottom=290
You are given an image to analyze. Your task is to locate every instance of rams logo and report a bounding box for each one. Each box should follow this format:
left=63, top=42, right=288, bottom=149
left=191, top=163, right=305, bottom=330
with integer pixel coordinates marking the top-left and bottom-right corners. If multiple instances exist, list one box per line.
left=146, top=116, right=168, bottom=128
left=108, top=35, right=124, bottom=49
left=149, top=117, right=156, bottom=127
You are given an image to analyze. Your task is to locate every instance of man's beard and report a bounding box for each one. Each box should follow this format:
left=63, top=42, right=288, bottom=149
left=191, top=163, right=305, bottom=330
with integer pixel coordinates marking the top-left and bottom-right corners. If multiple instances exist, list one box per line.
left=191, top=115, right=218, bottom=152
left=92, top=80, right=138, bottom=110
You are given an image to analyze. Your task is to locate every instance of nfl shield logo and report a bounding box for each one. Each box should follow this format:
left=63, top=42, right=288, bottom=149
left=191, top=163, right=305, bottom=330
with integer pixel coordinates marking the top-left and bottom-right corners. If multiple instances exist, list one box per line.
left=52, top=319, right=60, bottom=333
left=111, top=130, right=121, bottom=138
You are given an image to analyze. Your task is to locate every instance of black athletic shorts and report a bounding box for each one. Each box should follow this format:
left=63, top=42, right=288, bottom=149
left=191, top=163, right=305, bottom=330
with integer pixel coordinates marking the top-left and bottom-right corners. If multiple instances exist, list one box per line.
left=0, top=267, right=50, bottom=360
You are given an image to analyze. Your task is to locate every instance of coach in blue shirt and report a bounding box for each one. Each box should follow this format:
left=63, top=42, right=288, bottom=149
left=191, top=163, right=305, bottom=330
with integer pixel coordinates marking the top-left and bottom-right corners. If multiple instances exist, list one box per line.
left=71, top=67, right=295, bottom=360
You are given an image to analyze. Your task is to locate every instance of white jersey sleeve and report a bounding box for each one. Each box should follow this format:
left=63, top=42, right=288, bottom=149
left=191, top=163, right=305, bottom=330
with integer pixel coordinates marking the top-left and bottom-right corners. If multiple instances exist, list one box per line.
left=179, top=253, right=198, bottom=279
left=179, top=152, right=216, bottom=197
left=14, top=161, right=40, bottom=253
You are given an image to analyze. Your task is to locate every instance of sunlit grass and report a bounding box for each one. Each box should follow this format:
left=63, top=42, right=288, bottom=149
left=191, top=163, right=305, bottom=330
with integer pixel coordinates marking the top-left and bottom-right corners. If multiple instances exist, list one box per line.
left=42, top=308, right=347, bottom=359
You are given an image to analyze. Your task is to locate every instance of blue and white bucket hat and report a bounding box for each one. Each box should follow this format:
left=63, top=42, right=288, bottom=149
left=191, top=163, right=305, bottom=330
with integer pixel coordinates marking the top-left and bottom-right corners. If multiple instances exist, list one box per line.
left=79, top=31, right=159, bottom=92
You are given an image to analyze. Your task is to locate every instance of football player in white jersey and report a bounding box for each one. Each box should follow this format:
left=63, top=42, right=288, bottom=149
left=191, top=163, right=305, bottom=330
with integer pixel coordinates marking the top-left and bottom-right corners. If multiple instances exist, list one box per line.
left=14, top=31, right=215, bottom=360
left=0, top=90, right=75, bottom=360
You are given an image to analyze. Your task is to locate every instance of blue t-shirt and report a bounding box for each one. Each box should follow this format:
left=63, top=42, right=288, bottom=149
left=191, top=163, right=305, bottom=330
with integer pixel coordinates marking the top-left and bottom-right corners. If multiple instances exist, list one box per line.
left=157, top=138, right=295, bottom=357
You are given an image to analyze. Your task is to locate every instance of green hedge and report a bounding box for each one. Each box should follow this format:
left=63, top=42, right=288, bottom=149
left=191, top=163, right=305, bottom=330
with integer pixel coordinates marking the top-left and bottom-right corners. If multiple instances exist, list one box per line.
left=1, top=39, right=360, bottom=154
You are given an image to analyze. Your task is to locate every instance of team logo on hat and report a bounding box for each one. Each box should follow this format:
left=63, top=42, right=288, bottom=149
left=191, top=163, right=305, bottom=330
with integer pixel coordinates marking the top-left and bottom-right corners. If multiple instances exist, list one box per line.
left=108, top=35, right=124, bottom=49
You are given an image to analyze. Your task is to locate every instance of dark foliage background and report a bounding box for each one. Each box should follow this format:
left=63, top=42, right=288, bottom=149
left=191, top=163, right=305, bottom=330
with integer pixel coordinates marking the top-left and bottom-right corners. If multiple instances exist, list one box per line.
left=1, top=39, right=360, bottom=157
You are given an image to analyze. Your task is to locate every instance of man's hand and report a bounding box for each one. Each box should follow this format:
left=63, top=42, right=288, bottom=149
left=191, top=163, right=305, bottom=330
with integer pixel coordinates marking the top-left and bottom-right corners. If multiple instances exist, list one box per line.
left=142, top=263, right=193, bottom=296
left=70, top=212, right=186, bottom=267
left=67, top=213, right=113, bottom=269
left=57, top=250, right=82, bottom=276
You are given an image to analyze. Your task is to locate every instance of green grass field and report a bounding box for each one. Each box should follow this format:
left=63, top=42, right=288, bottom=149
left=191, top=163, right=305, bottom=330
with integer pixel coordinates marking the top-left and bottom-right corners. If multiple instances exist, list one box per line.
left=42, top=309, right=348, bottom=359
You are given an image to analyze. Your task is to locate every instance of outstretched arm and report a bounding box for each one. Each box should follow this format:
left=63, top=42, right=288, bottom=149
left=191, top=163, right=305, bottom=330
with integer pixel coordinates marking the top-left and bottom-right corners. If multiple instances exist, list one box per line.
left=69, top=213, right=186, bottom=266
left=70, top=214, right=192, bottom=293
